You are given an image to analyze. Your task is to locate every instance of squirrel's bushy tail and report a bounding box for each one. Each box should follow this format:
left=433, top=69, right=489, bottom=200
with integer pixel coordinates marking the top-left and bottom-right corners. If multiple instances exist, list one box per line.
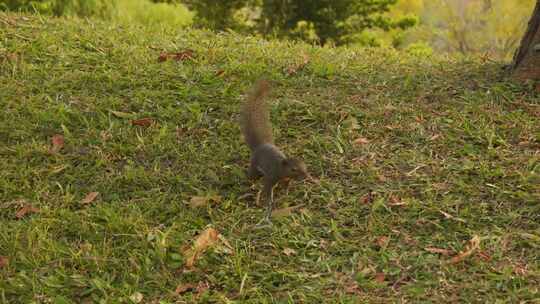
left=241, top=79, right=273, bottom=151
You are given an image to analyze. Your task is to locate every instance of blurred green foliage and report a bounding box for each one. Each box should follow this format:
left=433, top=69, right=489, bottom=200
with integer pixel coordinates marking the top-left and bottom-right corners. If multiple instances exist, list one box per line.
left=0, top=0, right=111, bottom=17
left=0, top=0, right=192, bottom=28
left=179, top=0, right=416, bottom=45
left=0, top=0, right=535, bottom=58
left=375, top=0, right=536, bottom=59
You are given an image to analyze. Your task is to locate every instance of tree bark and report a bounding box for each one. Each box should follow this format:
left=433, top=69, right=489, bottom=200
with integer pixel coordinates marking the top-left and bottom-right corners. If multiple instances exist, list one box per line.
left=511, top=0, right=540, bottom=81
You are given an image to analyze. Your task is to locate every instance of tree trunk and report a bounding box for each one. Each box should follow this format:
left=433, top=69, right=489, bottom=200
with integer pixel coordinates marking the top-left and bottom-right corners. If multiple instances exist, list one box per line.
left=511, top=0, right=540, bottom=81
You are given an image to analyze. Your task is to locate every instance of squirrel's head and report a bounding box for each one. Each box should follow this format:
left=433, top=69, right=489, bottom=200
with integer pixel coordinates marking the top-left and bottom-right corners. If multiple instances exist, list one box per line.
left=282, top=158, right=308, bottom=179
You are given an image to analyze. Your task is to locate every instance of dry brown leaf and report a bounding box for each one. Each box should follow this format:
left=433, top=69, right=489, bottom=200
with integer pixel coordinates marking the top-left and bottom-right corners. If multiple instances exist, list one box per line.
left=131, top=118, right=154, bottom=127
left=513, top=263, right=528, bottom=276
left=344, top=281, right=361, bottom=295
left=188, top=195, right=222, bottom=208
left=50, top=134, right=64, bottom=154
left=15, top=205, right=40, bottom=219
left=360, top=192, right=374, bottom=205
left=81, top=192, right=99, bottom=205
left=173, top=50, right=195, bottom=61
left=388, top=195, right=407, bottom=206
left=183, top=228, right=220, bottom=268
left=283, top=248, right=297, bottom=256
left=429, top=134, right=442, bottom=141
left=175, top=283, right=197, bottom=295
left=352, top=137, right=370, bottom=146
left=477, top=250, right=491, bottom=262
left=100, top=131, right=112, bottom=141
left=271, top=205, right=304, bottom=218
left=158, top=50, right=195, bottom=63
left=0, top=256, right=8, bottom=268
left=374, top=272, right=386, bottom=283
left=195, top=281, right=210, bottom=296
left=376, top=236, right=389, bottom=249
left=448, top=235, right=481, bottom=264
left=215, top=70, right=225, bottom=77
left=158, top=53, right=168, bottom=62
left=424, top=247, right=454, bottom=256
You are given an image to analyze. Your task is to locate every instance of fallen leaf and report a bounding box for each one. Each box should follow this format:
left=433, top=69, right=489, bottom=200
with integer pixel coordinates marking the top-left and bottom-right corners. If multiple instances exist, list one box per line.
left=448, top=235, right=481, bottom=264
left=100, top=131, right=112, bottom=141
left=0, top=256, right=8, bottom=268
left=50, top=134, right=64, bottom=154
left=158, top=53, right=169, bottom=62
left=158, top=50, right=195, bottom=62
left=439, top=210, right=466, bottom=223
left=215, top=70, right=225, bottom=77
left=271, top=205, right=304, bottom=218
left=344, top=281, right=361, bottom=294
left=477, top=250, right=491, bottom=262
left=15, top=205, right=40, bottom=219
left=173, top=50, right=195, bottom=61
left=195, top=281, right=210, bottom=296
left=374, top=272, right=386, bottom=283
left=388, top=195, right=406, bottom=206
left=131, top=118, right=154, bottom=127
left=439, top=210, right=453, bottom=219
left=183, top=228, right=220, bottom=268
left=513, top=263, right=528, bottom=276
left=188, top=195, right=222, bottom=208
left=129, top=292, right=143, bottom=303
left=424, top=247, right=454, bottom=256
left=360, top=192, right=374, bottom=205
left=376, top=236, right=389, bottom=249
left=110, top=110, right=134, bottom=119
left=283, top=248, right=297, bottom=256
left=352, top=137, right=370, bottom=146
left=175, top=283, right=197, bottom=295
left=429, top=134, right=441, bottom=141
left=81, top=192, right=99, bottom=205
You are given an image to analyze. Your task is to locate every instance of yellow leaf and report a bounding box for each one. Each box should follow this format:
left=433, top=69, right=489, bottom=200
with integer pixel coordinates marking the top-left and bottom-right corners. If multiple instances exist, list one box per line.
left=110, top=110, right=134, bottom=119
left=81, top=192, right=99, bottom=205
left=283, top=248, right=297, bottom=256
left=183, top=228, right=220, bottom=268
left=448, top=235, right=481, bottom=264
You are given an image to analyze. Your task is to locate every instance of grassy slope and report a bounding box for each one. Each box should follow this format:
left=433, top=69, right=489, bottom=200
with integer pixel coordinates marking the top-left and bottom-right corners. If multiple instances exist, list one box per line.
left=0, top=12, right=539, bottom=303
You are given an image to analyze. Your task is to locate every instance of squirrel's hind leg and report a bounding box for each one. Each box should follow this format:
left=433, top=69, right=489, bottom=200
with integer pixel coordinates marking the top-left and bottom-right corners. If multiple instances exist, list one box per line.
left=254, top=178, right=276, bottom=229
left=247, top=163, right=263, bottom=180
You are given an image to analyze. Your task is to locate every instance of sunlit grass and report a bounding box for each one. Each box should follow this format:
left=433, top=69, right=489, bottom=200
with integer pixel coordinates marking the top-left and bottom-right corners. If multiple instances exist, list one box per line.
left=0, top=11, right=539, bottom=303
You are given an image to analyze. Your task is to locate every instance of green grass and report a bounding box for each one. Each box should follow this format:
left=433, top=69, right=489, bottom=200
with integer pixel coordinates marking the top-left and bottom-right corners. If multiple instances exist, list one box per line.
left=1, top=12, right=539, bottom=303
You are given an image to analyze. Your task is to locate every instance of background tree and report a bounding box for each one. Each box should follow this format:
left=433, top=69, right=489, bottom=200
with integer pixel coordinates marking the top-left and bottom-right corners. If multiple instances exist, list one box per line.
left=511, top=0, right=540, bottom=81
left=258, top=0, right=415, bottom=45
left=181, top=0, right=250, bottom=31
left=178, top=0, right=415, bottom=45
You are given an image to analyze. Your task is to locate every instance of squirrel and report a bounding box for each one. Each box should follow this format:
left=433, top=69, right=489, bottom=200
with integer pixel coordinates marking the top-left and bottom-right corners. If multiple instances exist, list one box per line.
left=240, top=79, right=309, bottom=227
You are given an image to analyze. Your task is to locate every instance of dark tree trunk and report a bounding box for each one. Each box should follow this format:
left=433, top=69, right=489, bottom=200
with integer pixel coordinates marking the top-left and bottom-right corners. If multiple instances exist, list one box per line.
left=511, top=0, right=540, bottom=81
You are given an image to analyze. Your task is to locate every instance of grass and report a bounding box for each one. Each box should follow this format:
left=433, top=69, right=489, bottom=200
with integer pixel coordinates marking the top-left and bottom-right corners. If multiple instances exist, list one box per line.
left=0, top=11, right=539, bottom=303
